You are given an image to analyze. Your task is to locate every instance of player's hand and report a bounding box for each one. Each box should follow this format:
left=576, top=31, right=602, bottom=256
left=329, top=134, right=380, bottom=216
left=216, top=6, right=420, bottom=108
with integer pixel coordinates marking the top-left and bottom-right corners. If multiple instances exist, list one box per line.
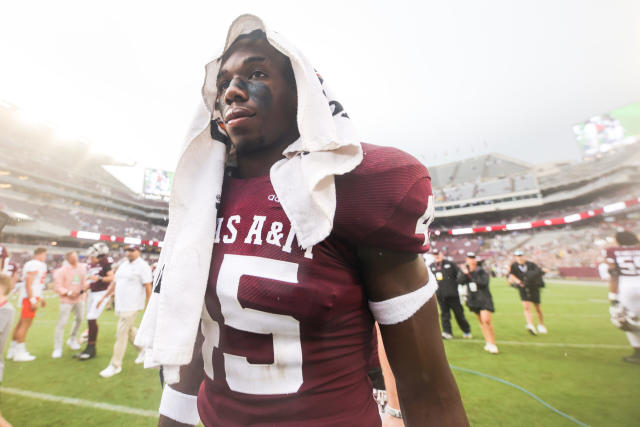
left=40, top=299, right=46, bottom=308
left=96, top=297, right=105, bottom=308
left=89, top=275, right=99, bottom=281
left=382, top=413, right=405, bottom=427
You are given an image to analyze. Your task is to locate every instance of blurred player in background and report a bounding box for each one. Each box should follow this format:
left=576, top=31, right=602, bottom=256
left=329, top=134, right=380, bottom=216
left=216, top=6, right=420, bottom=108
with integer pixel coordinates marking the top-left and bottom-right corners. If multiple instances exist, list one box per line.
left=7, top=247, right=48, bottom=362
left=605, top=231, right=640, bottom=364
left=1, top=247, right=19, bottom=287
left=458, top=252, right=498, bottom=354
left=0, top=273, right=15, bottom=381
left=508, top=250, right=547, bottom=335
left=77, top=242, right=114, bottom=360
left=429, top=249, right=472, bottom=339
left=52, top=251, right=87, bottom=358
left=0, top=273, right=14, bottom=427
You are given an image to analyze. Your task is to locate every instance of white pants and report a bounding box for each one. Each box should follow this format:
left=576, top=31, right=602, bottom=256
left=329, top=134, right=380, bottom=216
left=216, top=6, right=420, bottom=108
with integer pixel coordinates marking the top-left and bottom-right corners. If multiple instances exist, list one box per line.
left=619, top=279, right=640, bottom=348
left=54, top=301, right=85, bottom=350
left=87, top=290, right=108, bottom=320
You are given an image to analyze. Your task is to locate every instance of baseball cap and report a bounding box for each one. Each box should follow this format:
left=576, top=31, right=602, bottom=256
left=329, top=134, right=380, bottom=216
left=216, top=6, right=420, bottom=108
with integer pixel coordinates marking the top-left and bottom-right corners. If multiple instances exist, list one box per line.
left=514, top=250, right=524, bottom=256
left=466, top=252, right=476, bottom=258
left=432, top=248, right=440, bottom=254
left=124, top=245, right=140, bottom=251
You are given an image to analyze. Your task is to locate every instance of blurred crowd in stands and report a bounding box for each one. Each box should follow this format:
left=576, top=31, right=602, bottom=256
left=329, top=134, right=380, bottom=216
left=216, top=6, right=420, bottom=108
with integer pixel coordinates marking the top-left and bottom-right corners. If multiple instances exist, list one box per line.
left=432, top=215, right=639, bottom=279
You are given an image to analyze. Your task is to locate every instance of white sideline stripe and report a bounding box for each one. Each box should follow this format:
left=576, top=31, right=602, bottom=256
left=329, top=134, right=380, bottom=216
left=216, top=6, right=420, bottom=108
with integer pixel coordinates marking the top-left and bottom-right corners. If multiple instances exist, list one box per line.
left=36, top=320, right=117, bottom=324
left=0, top=387, right=158, bottom=418
left=454, top=340, right=628, bottom=349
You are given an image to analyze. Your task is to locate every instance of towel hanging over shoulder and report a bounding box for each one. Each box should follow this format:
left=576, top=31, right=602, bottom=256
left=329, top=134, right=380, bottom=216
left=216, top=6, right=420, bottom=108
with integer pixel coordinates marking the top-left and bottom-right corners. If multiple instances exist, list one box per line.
left=135, top=14, right=363, bottom=384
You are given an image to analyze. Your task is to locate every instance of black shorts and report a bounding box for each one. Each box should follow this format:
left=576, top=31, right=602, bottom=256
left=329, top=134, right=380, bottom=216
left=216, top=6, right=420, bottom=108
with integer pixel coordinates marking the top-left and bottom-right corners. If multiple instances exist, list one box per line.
left=518, top=286, right=541, bottom=304
left=467, top=290, right=495, bottom=314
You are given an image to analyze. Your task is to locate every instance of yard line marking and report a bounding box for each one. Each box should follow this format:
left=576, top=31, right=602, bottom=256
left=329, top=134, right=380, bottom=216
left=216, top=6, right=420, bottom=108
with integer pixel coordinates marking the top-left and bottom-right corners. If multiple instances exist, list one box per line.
left=35, top=320, right=117, bottom=324
left=451, top=365, right=590, bottom=427
left=549, top=280, right=607, bottom=287
left=0, top=387, right=158, bottom=418
left=450, top=340, right=628, bottom=349
left=497, top=313, right=605, bottom=318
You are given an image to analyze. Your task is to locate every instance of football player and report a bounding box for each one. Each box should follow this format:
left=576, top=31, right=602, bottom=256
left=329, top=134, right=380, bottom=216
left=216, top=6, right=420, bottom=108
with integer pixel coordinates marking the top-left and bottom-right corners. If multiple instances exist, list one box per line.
left=8, top=247, right=48, bottom=362
left=507, top=250, right=547, bottom=335
left=156, top=22, right=467, bottom=427
left=76, top=242, right=114, bottom=360
left=1, top=246, right=19, bottom=287
left=430, top=249, right=472, bottom=339
left=458, top=253, right=498, bottom=354
left=605, top=231, right=640, bottom=364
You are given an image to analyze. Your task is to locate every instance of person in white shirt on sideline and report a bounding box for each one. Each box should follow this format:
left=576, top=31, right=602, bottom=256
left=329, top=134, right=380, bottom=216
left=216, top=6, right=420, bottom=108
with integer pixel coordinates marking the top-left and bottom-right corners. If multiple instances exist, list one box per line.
left=52, top=251, right=88, bottom=358
left=97, top=245, right=152, bottom=378
left=8, top=247, right=48, bottom=362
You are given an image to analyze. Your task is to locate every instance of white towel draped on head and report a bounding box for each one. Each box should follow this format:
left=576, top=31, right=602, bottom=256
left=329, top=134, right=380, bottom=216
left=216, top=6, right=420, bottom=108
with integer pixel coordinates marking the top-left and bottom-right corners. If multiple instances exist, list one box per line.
left=135, top=14, right=362, bottom=384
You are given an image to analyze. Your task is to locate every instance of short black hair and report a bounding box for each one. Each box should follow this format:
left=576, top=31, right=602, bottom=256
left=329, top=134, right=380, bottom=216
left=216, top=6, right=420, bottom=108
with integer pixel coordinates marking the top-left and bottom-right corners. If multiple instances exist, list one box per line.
left=616, top=231, right=639, bottom=246
left=220, top=30, right=296, bottom=90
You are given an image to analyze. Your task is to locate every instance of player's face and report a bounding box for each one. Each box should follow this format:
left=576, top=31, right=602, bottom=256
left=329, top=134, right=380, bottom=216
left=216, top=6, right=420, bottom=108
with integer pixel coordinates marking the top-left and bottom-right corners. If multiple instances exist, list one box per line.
left=516, top=255, right=525, bottom=264
left=216, top=38, right=299, bottom=157
left=434, top=252, right=444, bottom=262
left=467, top=257, right=477, bottom=270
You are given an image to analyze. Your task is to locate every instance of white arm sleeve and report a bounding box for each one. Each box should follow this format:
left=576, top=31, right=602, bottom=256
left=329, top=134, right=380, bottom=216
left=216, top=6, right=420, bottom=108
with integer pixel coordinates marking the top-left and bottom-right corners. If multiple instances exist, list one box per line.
left=368, top=268, right=437, bottom=325
left=158, top=385, right=201, bottom=425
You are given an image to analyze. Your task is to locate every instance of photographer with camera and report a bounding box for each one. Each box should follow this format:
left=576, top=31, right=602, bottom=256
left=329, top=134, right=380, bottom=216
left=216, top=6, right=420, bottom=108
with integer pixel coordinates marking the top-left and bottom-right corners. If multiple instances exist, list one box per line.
left=508, top=250, right=547, bottom=335
left=457, top=252, right=498, bottom=354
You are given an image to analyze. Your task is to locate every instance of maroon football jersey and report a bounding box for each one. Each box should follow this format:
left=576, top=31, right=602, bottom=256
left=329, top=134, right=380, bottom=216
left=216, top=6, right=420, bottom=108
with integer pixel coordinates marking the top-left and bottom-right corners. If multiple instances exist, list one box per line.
left=198, top=143, right=433, bottom=426
left=3, top=261, right=18, bottom=277
left=88, top=257, right=113, bottom=292
left=605, top=246, right=640, bottom=285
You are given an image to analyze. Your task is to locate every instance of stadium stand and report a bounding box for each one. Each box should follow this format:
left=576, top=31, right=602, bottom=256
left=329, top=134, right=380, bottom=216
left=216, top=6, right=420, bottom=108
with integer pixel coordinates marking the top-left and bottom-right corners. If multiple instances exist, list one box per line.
left=0, top=103, right=168, bottom=251
left=1, top=100, right=638, bottom=282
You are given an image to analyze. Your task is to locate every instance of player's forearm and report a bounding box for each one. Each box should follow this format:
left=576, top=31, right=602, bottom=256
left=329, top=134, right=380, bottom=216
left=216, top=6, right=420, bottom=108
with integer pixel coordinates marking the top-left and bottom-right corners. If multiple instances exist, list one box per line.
left=397, top=371, right=468, bottom=427
left=104, top=282, right=115, bottom=297
left=382, top=300, right=468, bottom=427
left=157, top=330, right=205, bottom=426
left=25, top=279, right=34, bottom=299
left=158, top=415, right=195, bottom=427
left=608, top=275, right=619, bottom=294
left=376, top=324, right=401, bottom=408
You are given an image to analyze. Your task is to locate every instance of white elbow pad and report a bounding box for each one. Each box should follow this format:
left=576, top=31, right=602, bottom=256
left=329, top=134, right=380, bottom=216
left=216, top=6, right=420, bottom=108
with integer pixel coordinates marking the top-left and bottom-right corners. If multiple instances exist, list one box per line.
left=368, top=269, right=437, bottom=325
left=159, top=385, right=200, bottom=425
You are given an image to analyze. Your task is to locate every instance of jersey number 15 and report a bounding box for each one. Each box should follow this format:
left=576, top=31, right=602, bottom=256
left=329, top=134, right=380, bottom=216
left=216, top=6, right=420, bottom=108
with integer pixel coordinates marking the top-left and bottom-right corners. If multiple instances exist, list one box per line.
left=201, top=254, right=303, bottom=395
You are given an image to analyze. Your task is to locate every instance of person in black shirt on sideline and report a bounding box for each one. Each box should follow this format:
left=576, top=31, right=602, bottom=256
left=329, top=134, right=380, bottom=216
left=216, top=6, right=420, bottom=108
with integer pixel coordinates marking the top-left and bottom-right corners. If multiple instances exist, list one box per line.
left=507, top=250, right=547, bottom=335
left=429, top=249, right=471, bottom=340
left=457, top=252, right=498, bottom=354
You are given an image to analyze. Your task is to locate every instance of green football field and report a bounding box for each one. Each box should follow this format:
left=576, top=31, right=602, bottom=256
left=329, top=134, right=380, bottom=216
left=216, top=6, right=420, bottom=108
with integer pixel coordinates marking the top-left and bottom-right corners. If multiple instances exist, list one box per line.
left=1, top=279, right=639, bottom=426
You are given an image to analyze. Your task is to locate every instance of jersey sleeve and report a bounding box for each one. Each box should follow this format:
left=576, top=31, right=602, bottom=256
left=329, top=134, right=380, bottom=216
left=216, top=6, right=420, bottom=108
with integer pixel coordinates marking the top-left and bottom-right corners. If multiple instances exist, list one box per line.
left=101, top=258, right=113, bottom=276
left=23, top=260, right=39, bottom=273
left=333, top=144, right=433, bottom=253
